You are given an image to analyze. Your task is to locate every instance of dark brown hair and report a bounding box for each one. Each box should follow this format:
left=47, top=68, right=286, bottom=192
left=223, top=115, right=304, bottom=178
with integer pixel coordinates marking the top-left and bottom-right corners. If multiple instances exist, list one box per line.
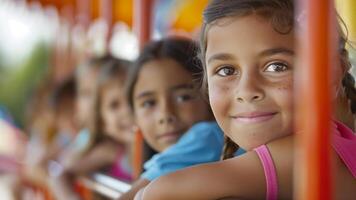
left=200, top=0, right=356, bottom=160
left=50, top=76, right=76, bottom=114
left=126, top=37, right=203, bottom=111
left=125, top=37, right=206, bottom=164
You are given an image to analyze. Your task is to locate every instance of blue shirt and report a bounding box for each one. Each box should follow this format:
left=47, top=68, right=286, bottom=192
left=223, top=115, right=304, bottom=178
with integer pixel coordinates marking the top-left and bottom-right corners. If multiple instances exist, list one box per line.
left=0, top=105, right=14, bottom=125
left=141, top=121, right=244, bottom=181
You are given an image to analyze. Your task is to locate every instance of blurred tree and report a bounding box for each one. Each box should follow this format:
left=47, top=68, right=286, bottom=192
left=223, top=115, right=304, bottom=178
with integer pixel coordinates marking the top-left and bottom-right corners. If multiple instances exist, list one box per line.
left=0, top=42, right=50, bottom=127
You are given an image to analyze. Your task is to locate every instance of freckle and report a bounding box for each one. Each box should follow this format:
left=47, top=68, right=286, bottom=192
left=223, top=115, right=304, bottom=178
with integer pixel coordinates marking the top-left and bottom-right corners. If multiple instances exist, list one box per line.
left=221, top=86, right=230, bottom=91
left=277, top=82, right=293, bottom=90
left=278, top=86, right=288, bottom=90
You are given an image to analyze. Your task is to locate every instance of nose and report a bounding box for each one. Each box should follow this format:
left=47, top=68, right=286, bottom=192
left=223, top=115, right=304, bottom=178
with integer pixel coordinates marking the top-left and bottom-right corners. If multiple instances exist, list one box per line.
left=235, top=73, right=265, bottom=103
left=158, top=98, right=177, bottom=125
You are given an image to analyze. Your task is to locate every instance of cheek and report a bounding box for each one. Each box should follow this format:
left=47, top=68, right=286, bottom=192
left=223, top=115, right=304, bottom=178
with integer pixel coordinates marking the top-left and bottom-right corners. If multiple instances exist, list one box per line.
left=208, top=82, right=231, bottom=117
left=136, top=116, right=159, bottom=150
left=271, top=80, right=294, bottom=115
left=135, top=111, right=156, bottom=137
left=279, top=79, right=292, bottom=93
left=276, top=80, right=293, bottom=90
left=108, top=111, right=118, bottom=124
left=269, top=77, right=293, bottom=96
left=82, top=98, right=94, bottom=112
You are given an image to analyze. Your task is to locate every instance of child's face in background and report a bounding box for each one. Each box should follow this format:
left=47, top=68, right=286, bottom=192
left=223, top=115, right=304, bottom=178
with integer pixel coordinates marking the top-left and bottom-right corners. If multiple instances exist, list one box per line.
left=133, top=58, right=212, bottom=152
left=205, top=15, right=295, bottom=151
left=76, top=67, right=99, bottom=128
left=100, top=78, right=134, bottom=144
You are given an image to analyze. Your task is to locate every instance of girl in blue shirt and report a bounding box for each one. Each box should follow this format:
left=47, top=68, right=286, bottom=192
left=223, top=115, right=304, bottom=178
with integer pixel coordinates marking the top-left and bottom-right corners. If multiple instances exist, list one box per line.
left=118, top=37, right=242, bottom=200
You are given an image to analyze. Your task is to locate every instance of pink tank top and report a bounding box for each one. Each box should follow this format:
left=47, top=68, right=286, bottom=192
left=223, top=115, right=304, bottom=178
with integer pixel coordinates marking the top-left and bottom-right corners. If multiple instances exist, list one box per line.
left=108, top=150, right=132, bottom=182
left=254, top=121, right=356, bottom=200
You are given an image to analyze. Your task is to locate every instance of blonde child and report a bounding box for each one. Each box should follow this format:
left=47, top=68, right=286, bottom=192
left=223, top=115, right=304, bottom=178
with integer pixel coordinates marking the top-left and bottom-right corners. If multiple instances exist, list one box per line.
left=136, top=0, right=356, bottom=199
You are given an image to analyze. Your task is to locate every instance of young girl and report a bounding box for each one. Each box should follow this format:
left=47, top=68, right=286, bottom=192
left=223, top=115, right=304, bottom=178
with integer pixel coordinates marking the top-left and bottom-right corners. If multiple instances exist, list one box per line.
left=135, top=0, right=356, bottom=199
left=51, top=55, right=134, bottom=200
left=37, top=77, right=78, bottom=169
left=119, top=37, right=240, bottom=200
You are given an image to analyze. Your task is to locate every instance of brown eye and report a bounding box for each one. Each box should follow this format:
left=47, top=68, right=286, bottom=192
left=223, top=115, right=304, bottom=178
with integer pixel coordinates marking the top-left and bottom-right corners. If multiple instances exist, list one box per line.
left=264, top=62, right=289, bottom=72
left=110, top=100, right=120, bottom=109
left=141, top=99, right=155, bottom=108
left=216, top=66, right=237, bottom=77
left=175, top=94, right=195, bottom=103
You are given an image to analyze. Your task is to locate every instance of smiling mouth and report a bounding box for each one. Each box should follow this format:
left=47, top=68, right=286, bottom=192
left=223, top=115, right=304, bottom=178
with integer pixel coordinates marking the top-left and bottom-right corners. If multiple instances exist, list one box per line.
left=232, top=112, right=278, bottom=123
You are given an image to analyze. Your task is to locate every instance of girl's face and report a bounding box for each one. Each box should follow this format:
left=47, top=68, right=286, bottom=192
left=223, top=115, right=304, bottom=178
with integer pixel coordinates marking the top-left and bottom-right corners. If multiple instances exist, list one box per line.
left=101, top=78, right=134, bottom=144
left=205, top=15, right=295, bottom=150
left=77, top=67, right=99, bottom=128
left=57, top=96, right=77, bottom=136
left=133, top=58, right=212, bottom=152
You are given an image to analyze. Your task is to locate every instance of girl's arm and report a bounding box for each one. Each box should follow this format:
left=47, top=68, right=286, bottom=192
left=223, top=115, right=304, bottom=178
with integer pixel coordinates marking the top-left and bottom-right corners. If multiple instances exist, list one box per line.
left=138, top=136, right=294, bottom=200
left=65, top=141, right=119, bottom=175
left=138, top=151, right=267, bottom=200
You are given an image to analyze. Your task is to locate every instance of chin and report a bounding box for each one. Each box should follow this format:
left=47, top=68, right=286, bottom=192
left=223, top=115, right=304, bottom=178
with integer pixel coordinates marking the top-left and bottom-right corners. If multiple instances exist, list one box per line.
left=230, top=133, right=271, bottom=151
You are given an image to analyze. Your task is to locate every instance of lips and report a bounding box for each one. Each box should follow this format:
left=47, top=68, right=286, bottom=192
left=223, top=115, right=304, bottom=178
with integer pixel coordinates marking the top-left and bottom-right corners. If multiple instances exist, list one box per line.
left=232, top=111, right=278, bottom=123
left=157, top=131, right=182, bottom=142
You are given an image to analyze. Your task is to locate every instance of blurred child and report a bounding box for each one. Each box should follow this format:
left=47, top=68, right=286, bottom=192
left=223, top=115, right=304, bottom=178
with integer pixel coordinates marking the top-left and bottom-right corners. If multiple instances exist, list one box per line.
left=136, top=1, right=356, bottom=199
left=51, top=77, right=78, bottom=143
left=41, top=77, right=78, bottom=167
left=76, top=56, right=110, bottom=129
left=118, top=37, right=243, bottom=200
left=24, top=82, right=56, bottom=176
left=51, top=55, right=134, bottom=200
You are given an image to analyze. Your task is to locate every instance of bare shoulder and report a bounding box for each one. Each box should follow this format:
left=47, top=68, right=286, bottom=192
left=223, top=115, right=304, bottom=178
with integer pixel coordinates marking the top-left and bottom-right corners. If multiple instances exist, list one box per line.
left=140, top=150, right=267, bottom=200
left=266, top=135, right=294, bottom=199
left=334, top=150, right=356, bottom=200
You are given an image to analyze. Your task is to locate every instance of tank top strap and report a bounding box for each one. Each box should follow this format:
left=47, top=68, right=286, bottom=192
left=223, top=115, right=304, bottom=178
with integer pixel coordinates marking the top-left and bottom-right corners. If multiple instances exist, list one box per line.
left=332, top=121, right=356, bottom=178
left=254, top=145, right=278, bottom=200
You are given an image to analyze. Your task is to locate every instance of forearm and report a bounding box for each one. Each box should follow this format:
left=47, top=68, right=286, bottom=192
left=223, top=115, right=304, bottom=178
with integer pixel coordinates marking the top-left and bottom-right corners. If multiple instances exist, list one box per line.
left=118, top=178, right=150, bottom=200
left=66, top=145, right=117, bottom=174
left=138, top=167, right=220, bottom=200
left=67, top=155, right=115, bottom=175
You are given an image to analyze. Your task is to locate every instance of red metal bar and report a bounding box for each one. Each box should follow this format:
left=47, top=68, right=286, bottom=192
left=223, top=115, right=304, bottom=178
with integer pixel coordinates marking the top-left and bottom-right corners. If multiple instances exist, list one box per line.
left=134, top=0, right=154, bottom=49
left=296, top=0, right=336, bottom=199
left=132, top=0, right=154, bottom=178
left=132, top=129, right=144, bottom=179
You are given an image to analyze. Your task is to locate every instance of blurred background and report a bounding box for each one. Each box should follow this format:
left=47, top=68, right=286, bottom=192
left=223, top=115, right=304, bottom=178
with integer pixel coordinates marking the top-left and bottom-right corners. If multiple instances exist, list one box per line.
left=0, top=0, right=354, bottom=199
left=0, top=0, right=210, bottom=199
left=0, top=0, right=210, bottom=126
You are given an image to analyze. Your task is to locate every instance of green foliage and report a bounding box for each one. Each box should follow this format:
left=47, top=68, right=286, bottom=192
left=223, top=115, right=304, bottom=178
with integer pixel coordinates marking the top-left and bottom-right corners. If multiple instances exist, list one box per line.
left=0, top=42, right=50, bottom=127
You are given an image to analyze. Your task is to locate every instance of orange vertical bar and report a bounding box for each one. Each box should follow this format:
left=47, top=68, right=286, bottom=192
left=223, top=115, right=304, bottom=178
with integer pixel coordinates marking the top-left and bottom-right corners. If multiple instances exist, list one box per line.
left=132, top=0, right=154, bottom=179
left=296, top=0, right=336, bottom=199
left=133, top=129, right=144, bottom=179
left=134, top=0, right=154, bottom=49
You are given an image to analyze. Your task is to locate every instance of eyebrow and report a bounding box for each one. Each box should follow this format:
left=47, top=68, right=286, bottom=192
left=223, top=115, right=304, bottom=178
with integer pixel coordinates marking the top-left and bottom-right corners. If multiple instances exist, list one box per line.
left=207, top=48, right=294, bottom=65
left=135, top=91, right=154, bottom=100
left=135, top=84, right=194, bottom=100
left=170, top=84, right=194, bottom=91
left=259, top=48, right=294, bottom=57
left=207, top=53, right=235, bottom=65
